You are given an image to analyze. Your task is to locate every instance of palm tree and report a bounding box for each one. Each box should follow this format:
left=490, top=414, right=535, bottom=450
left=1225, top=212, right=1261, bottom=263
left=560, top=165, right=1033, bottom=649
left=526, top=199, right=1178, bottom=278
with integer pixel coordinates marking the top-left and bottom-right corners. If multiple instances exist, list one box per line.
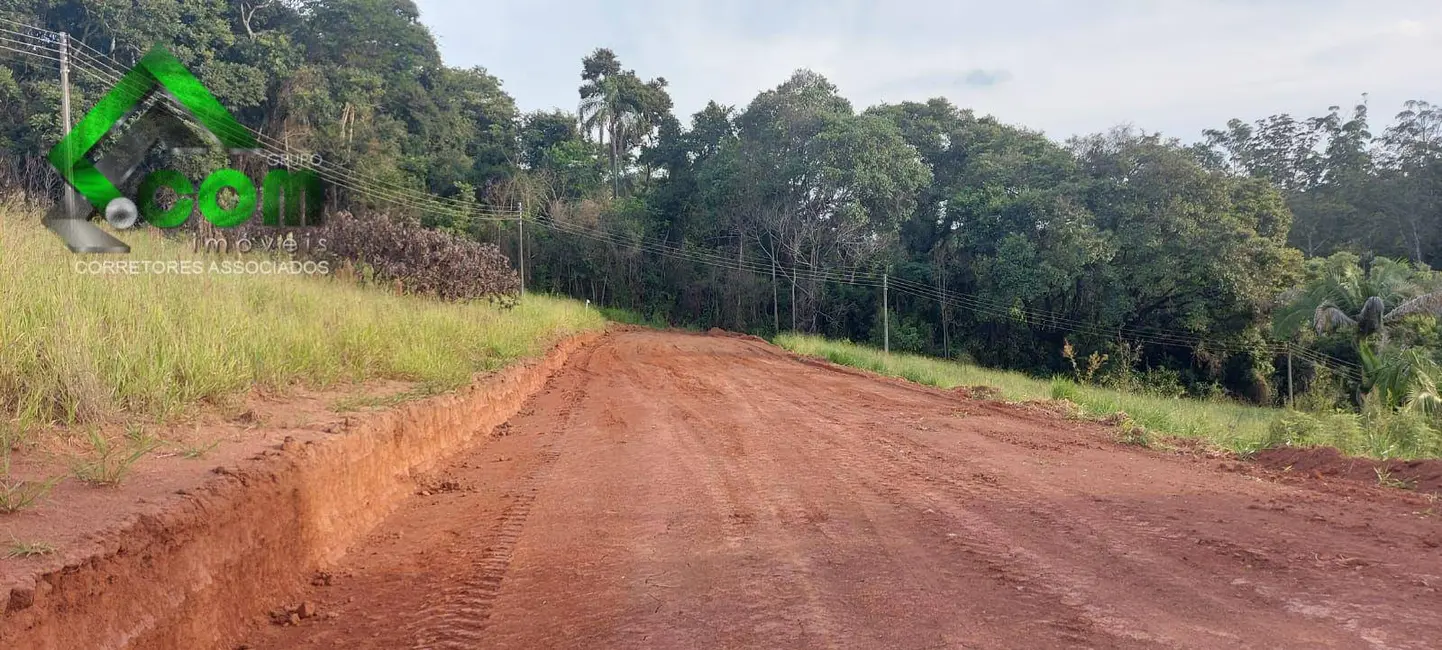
left=1278, top=255, right=1442, bottom=412
left=1314, top=292, right=1442, bottom=343
left=579, top=77, right=640, bottom=199
left=1359, top=345, right=1442, bottom=411
left=1278, top=255, right=1442, bottom=345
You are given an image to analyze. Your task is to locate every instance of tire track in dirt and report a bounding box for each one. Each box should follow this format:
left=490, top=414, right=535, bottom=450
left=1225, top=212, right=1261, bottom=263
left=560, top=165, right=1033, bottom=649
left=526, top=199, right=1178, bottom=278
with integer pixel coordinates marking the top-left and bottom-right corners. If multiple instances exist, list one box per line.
left=619, top=348, right=851, bottom=649
left=675, top=338, right=1442, bottom=648
left=633, top=341, right=1127, bottom=648
left=767, top=358, right=1420, bottom=648
left=407, top=347, right=595, bottom=649
left=406, top=448, right=560, bottom=648
left=718, top=349, right=1132, bottom=648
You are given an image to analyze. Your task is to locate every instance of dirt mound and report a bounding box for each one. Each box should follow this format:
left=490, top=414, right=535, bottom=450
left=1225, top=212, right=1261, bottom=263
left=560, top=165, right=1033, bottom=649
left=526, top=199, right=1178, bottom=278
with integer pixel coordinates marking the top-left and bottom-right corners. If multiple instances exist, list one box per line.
left=951, top=385, right=1002, bottom=401
left=704, top=327, right=768, bottom=343
left=1254, top=446, right=1442, bottom=493
left=1021, top=398, right=1083, bottom=419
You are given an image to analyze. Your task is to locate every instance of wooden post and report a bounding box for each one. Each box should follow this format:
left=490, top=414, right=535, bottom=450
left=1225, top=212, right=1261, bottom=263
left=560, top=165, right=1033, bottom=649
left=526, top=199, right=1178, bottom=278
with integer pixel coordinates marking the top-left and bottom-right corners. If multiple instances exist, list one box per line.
left=1287, top=343, right=1294, bottom=408
left=517, top=202, right=525, bottom=295
left=737, top=234, right=743, bottom=329
left=883, top=272, right=889, bottom=355
left=771, top=255, right=779, bottom=334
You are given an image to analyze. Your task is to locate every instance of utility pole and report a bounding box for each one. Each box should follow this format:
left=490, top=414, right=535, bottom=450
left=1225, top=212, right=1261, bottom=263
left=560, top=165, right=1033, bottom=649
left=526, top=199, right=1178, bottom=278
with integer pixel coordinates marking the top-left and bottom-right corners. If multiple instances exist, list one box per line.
left=771, top=255, right=779, bottom=334
left=1287, top=343, right=1294, bottom=408
left=883, top=272, right=889, bottom=355
left=517, top=202, right=525, bottom=295
left=936, top=249, right=950, bottom=359
left=736, top=234, right=744, bottom=329
left=940, top=268, right=950, bottom=359
left=58, top=32, right=74, bottom=216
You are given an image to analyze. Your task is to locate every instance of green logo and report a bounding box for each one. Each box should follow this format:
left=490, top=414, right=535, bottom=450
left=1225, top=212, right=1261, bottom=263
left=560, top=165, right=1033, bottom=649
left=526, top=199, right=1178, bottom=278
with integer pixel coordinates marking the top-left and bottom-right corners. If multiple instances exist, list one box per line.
left=45, top=45, right=322, bottom=254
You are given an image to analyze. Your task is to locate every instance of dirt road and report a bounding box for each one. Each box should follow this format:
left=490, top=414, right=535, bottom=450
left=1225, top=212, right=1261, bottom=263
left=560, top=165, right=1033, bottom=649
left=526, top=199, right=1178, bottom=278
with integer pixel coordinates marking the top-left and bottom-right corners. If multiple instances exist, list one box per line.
left=246, top=330, right=1442, bottom=649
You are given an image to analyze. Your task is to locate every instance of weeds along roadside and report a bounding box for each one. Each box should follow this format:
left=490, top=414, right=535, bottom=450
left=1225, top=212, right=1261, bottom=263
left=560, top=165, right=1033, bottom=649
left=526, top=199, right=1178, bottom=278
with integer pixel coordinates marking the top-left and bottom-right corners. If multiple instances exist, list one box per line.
left=0, top=203, right=606, bottom=455
left=774, top=333, right=1442, bottom=461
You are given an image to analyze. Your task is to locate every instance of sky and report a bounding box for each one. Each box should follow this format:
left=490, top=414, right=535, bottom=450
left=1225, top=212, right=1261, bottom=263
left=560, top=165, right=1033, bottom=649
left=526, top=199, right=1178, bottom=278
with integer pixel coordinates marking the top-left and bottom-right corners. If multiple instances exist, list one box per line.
left=414, top=0, right=1442, bottom=143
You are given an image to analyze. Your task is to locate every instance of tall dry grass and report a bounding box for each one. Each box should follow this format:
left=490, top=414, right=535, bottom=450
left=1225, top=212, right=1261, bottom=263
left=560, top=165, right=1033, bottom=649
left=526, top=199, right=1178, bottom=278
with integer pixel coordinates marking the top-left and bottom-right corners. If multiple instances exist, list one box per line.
left=0, top=203, right=604, bottom=445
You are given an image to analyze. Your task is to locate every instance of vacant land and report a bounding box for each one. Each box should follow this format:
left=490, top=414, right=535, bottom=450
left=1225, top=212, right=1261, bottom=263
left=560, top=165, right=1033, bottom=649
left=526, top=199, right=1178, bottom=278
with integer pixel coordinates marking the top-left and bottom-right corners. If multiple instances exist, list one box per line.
left=245, top=330, right=1442, bottom=649
left=0, top=205, right=604, bottom=446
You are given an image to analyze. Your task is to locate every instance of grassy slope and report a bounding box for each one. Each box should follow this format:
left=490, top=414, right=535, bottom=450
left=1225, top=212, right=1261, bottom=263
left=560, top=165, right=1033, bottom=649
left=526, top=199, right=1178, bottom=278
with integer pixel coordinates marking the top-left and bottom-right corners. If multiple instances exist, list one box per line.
left=0, top=204, right=605, bottom=444
left=776, top=334, right=1303, bottom=456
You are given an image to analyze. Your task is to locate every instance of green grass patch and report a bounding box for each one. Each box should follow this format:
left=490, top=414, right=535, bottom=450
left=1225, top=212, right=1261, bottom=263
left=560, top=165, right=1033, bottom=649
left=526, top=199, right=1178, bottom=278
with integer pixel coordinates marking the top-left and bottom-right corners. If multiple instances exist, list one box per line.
left=775, top=333, right=1293, bottom=455
left=175, top=438, right=221, bottom=460
left=331, top=387, right=438, bottom=413
left=0, top=473, right=59, bottom=513
left=0, top=204, right=606, bottom=443
left=5, top=537, right=56, bottom=559
left=598, top=306, right=670, bottom=329
left=67, top=426, right=160, bottom=487
left=778, top=334, right=1442, bottom=459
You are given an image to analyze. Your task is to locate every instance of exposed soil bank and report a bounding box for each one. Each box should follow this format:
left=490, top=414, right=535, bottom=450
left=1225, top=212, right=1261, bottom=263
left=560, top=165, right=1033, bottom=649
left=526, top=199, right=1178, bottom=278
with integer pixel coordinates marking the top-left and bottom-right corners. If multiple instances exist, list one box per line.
left=0, top=332, right=598, bottom=650
left=1255, top=446, right=1442, bottom=493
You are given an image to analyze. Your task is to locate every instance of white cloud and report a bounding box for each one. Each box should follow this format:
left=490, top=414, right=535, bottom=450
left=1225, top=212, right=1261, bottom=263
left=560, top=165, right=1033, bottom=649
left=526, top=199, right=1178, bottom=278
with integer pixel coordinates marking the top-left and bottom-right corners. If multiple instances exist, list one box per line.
left=415, top=0, right=1442, bottom=141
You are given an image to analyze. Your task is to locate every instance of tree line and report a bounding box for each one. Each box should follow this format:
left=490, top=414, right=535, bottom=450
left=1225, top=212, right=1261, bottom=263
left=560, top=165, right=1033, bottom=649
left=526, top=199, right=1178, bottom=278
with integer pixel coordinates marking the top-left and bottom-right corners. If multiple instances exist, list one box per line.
left=4, top=0, right=1442, bottom=406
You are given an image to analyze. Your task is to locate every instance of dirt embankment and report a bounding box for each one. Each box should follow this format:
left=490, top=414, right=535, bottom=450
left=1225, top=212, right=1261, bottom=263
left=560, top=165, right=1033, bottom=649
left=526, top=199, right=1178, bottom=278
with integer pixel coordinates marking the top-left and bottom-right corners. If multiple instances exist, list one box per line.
left=1254, top=446, right=1442, bottom=493
left=0, top=333, right=597, bottom=650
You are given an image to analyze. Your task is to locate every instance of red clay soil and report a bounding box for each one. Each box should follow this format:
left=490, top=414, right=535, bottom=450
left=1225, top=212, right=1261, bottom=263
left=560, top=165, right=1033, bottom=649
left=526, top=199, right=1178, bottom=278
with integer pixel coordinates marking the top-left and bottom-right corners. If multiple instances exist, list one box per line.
left=243, top=330, right=1442, bottom=650
left=1254, top=446, right=1442, bottom=494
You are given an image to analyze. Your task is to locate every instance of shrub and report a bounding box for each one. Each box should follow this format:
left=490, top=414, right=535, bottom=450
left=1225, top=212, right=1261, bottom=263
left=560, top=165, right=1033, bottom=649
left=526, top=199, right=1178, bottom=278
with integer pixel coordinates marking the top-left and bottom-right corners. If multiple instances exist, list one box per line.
left=874, top=310, right=930, bottom=354
left=1061, top=339, right=1107, bottom=384
left=1264, top=411, right=1326, bottom=449
left=1293, top=364, right=1346, bottom=412
left=5, top=537, right=56, bottom=558
left=1264, top=409, right=1365, bottom=452
left=1137, top=366, right=1187, bottom=398
left=1104, top=413, right=1152, bottom=447
left=313, top=211, right=521, bottom=303
left=1358, top=394, right=1441, bottom=459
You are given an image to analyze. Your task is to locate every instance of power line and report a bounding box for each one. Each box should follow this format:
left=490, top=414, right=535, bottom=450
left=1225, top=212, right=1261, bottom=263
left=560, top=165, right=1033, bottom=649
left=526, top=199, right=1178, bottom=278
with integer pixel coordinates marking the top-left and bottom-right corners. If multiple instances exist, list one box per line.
left=532, top=212, right=1368, bottom=381
left=0, top=33, right=520, bottom=225
left=0, top=41, right=54, bottom=60
left=0, top=30, right=446, bottom=217
left=529, top=214, right=889, bottom=289
left=528, top=215, right=881, bottom=288
left=0, top=31, right=57, bottom=50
